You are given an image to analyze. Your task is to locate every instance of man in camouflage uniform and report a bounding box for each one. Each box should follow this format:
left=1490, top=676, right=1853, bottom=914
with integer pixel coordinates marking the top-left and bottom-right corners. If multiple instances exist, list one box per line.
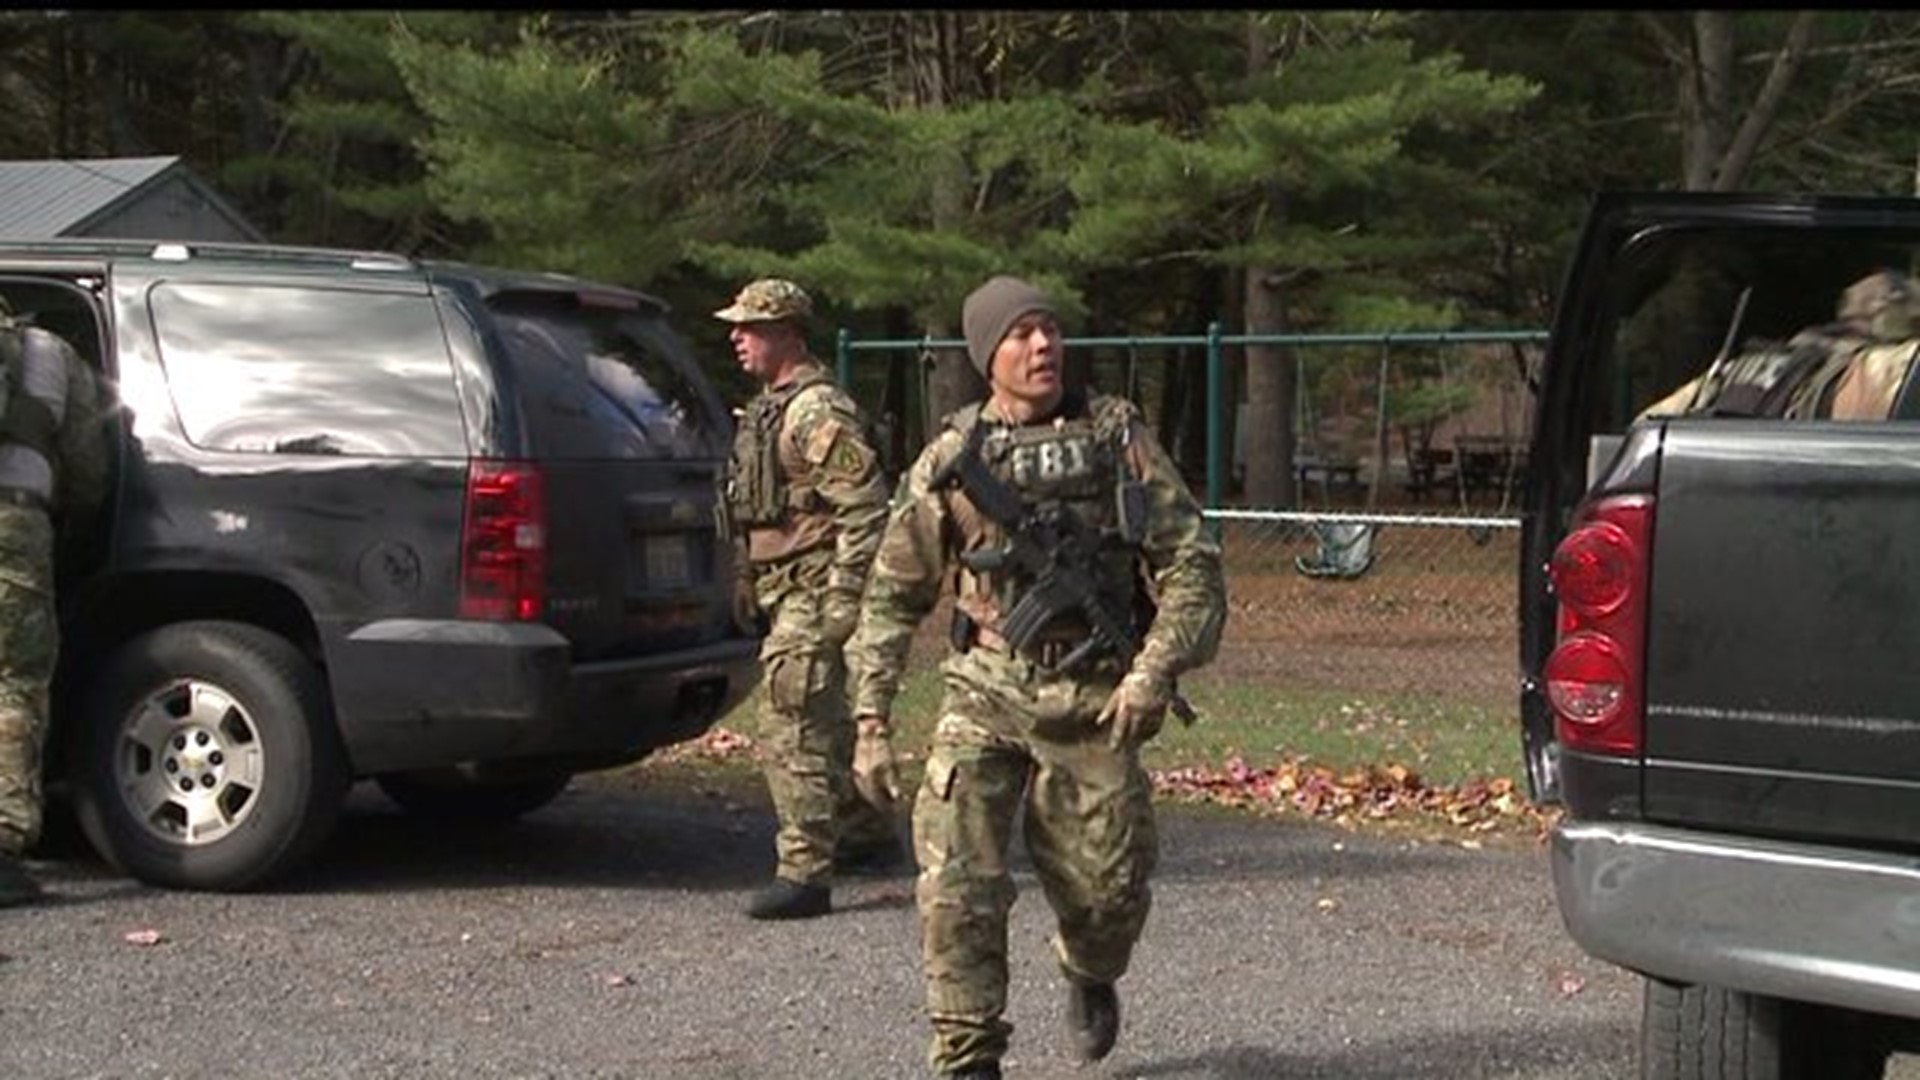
left=0, top=297, right=111, bottom=906
left=1638, top=268, right=1920, bottom=421
left=846, top=276, right=1226, bottom=1079
left=1820, top=269, right=1920, bottom=420
left=718, top=277, right=900, bottom=921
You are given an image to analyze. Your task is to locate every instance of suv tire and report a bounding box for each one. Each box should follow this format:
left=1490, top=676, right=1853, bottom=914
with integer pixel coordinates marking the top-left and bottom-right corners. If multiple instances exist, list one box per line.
left=1641, top=978, right=1888, bottom=1080
left=375, top=766, right=573, bottom=820
left=69, top=621, right=349, bottom=892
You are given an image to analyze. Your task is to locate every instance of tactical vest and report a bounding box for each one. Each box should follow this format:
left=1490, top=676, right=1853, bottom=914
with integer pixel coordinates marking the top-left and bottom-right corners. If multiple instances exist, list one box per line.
left=947, top=393, right=1147, bottom=654
left=727, top=368, right=833, bottom=528
left=1690, top=328, right=1864, bottom=419
left=0, top=324, right=69, bottom=503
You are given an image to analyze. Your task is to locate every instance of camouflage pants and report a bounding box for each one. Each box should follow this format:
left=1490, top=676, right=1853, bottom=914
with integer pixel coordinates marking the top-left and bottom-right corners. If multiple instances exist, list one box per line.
left=0, top=506, right=56, bottom=857
left=913, top=647, right=1157, bottom=1074
left=753, top=552, right=896, bottom=886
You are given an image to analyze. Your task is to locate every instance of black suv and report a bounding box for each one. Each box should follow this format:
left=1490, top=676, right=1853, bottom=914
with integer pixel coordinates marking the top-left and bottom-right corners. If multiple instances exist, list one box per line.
left=0, top=240, right=758, bottom=892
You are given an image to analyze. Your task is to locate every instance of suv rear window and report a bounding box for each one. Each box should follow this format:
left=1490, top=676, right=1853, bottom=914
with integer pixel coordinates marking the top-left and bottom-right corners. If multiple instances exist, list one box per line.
left=150, top=282, right=467, bottom=457
left=491, top=301, right=724, bottom=461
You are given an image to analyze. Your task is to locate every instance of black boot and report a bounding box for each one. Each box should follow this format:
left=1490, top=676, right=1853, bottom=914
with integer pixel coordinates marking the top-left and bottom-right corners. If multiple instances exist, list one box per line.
left=1066, top=979, right=1120, bottom=1062
left=940, top=1064, right=1002, bottom=1080
left=0, top=851, right=44, bottom=909
left=745, top=878, right=830, bottom=920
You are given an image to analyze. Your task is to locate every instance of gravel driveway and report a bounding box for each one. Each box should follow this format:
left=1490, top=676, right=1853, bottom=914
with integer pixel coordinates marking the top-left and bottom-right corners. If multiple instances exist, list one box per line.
left=2, top=766, right=1645, bottom=1079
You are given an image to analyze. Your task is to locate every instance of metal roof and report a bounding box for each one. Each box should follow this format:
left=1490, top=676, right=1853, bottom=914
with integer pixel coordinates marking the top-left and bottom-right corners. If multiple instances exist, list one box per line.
left=0, top=155, right=192, bottom=238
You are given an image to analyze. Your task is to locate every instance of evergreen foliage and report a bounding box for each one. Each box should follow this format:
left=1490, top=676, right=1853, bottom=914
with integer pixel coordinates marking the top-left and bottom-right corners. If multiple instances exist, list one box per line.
left=6, top=11, right=1920, bottom=497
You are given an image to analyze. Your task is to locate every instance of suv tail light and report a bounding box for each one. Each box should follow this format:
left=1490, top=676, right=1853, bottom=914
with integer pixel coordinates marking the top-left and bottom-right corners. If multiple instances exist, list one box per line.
left=1544, top=493, right=1652, bottom=756
left=460, top=460, right=546, bottom=621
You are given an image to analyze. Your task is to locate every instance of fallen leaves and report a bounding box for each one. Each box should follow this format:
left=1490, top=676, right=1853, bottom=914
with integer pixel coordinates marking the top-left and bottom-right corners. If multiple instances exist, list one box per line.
left=658, top=726, right=1559, bottom=840
left=1151, top=756, right=1558, bottom=838
left=659, top=727, right=755, bottom=761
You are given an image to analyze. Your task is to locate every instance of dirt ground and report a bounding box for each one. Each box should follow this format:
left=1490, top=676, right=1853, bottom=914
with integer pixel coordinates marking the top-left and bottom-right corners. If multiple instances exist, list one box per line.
left=1206, top=521, right=1518, bottom=705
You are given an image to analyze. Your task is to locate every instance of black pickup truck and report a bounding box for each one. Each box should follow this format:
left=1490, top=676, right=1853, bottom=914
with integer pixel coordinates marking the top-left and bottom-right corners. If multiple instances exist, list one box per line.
left=1522, top=192, right=1920, bottom=1078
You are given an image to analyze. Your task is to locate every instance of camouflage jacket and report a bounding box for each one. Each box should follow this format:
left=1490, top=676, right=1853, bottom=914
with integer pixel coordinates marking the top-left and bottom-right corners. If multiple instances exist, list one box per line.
left=846, top=393, right=1225, bottom=719
left=0, top=324, right=109, bottom=522
left=728, top=359, right=888, bottom=600
left=0, top=328, right=110, bottom=593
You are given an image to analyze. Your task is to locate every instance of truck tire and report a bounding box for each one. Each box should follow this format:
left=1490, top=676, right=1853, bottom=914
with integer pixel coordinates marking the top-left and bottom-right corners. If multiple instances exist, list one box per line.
left=375, top=766, right=573, bottom=820
left=69, top=621, right=348, bottom=892
left=1641, top=978, right=1888, bottom=1080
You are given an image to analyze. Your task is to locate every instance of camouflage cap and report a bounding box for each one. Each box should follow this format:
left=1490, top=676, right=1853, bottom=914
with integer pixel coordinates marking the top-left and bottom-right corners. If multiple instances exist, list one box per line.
left=1837, top=269, right=1917, bottom=340
left=714, top=278, right=813, bottom=325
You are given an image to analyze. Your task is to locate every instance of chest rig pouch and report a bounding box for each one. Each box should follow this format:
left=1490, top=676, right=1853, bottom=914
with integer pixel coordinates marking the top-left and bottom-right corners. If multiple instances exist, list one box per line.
left=935, top=394, right=1149, bottom=673
left=728, top=370, right=830, bottom=527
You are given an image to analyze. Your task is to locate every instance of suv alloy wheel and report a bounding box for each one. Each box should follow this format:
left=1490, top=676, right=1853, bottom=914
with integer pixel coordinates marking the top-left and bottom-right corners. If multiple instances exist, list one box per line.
left=70, top=621, right=349, bottom=891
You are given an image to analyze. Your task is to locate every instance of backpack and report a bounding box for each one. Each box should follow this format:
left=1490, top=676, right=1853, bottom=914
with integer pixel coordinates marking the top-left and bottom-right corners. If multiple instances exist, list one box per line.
left=1689, top=328, right=1857, bottom=419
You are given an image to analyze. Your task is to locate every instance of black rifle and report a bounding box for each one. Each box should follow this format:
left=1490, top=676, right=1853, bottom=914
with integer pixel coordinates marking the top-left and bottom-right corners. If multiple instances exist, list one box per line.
left=931, top=422, right=1195, bottom=723
left=1686, top=285, right=1753, bottom=413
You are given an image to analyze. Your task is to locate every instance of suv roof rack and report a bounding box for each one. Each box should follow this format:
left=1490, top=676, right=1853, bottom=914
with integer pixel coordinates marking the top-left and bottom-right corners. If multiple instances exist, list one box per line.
left=0, top=236, right=417, bottom=271
left=146, top=240, right=417, bottom=270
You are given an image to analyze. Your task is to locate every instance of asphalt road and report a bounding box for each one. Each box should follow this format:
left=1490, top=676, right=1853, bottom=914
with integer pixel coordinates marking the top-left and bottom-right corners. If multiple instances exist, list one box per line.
left=1, top=767, right=1649, bottom=1080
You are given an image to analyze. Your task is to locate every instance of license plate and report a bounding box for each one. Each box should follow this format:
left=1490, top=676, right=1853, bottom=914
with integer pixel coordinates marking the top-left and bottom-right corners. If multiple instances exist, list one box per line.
left=641, top=534, right=692, bottom=589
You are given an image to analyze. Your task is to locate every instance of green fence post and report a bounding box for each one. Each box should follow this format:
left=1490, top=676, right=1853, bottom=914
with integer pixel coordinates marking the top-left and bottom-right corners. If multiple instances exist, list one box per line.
left=1205, top=320, right=1223, bottom=513
left=835, top=327, right=852, bottom=387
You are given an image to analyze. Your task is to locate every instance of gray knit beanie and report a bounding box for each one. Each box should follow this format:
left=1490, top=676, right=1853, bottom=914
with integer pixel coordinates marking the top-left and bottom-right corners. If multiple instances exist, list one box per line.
left=962, top=275, right=1056, bottom=375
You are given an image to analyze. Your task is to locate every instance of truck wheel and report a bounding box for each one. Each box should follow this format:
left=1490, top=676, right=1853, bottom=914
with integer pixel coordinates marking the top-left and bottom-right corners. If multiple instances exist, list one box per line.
left=69, top=621, right=348, bottom=892
left=1640, top=978, right=1888, bottom=1080
left=375, top=766, right=572, bottom=820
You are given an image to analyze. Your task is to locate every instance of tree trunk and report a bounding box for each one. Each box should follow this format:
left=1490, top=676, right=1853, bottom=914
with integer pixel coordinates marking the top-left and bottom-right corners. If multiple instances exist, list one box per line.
left=1660, top=10, right=1817, bottom=192
left=880, top=306, right=916, bottom=475
left=902, top=11, right=987, bottom=426
left=85, top=17, right=147, bottom=157
left=1168, top=270, right=1217, bottom=488
left=1239, top=15, right=1295, bottom=509
left=1242, top=268, right=1295, bottom=508
left=1680, top=11, right=1734, bottom=190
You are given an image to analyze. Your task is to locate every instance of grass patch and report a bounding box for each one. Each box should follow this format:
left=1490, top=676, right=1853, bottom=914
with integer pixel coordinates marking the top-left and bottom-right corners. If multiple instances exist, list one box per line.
left=1152, top=679, right=1520, bottom=788
left=688, top=667, right=1521, bottom=791
left=648, top=666, right=1545, bottom=842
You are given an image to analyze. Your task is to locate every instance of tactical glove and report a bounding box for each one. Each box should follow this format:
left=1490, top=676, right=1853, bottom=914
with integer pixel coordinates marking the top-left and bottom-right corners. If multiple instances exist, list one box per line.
left=819, top=589, right=861, bottom=649
left=1095, top=669, right=1172, bottom=749
left=851, top=713, right=901, bottom=813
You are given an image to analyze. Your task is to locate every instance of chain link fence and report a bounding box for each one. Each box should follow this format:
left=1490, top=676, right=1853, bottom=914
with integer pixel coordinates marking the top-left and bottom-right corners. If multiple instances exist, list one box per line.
left=1205, top=508, right=1520, bottom=708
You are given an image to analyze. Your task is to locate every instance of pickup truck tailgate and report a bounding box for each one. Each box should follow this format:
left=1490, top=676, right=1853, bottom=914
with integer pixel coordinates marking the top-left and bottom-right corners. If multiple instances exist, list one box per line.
left=1645, top=419, right=1920, bottom=846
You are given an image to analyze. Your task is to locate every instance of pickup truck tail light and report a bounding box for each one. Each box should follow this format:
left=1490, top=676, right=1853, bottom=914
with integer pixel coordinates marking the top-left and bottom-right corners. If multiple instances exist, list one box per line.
left=1544, top=494, right=1652, bottom=755
left=460, top=460, right=547, bottom=621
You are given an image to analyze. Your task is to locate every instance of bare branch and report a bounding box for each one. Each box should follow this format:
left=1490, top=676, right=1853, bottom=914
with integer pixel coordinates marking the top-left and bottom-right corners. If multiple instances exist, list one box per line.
left=1637, top=12, right=1689, bottom=66
left=1714, top=11, right=1817, bottom=190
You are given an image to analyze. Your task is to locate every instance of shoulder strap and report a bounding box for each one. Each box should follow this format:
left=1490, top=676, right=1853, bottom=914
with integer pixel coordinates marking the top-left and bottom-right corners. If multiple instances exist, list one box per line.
left=0, top=323, right=20, bottom=388
left=776, top=365, right=833, bottom=405
left=943, top=402, right=984, bottom=438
